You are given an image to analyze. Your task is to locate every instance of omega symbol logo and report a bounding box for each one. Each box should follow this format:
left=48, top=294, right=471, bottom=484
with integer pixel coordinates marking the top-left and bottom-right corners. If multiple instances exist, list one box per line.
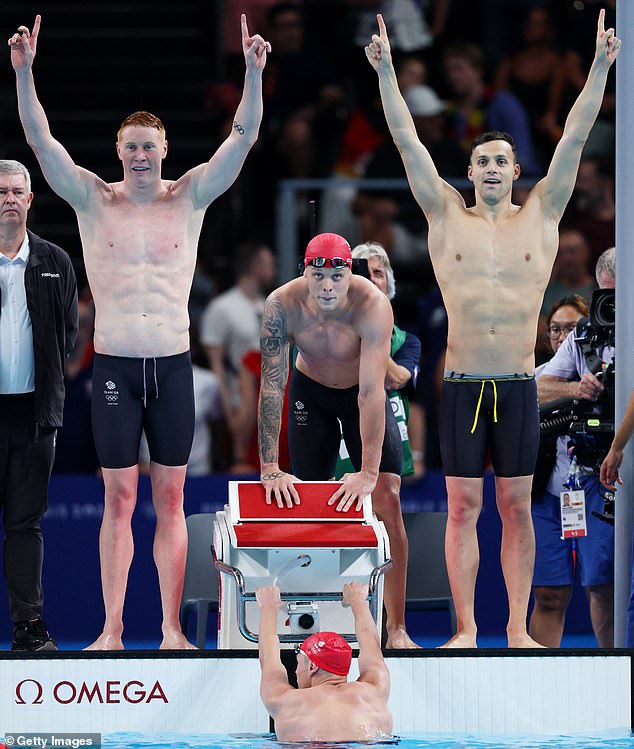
left=15, top=678, right=44, bottom=704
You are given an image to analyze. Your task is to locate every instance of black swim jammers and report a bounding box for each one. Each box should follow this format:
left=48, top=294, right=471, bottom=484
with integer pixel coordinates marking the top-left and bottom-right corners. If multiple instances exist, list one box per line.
left=288, top=369, right=403, bottom=479
left=439, top=371, right=539, bottom=478
left=92, top=351, right=195, bottom=469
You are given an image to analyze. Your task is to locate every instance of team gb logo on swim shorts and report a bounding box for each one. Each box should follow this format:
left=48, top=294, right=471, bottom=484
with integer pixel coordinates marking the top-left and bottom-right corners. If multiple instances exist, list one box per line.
left=294, top=400, right=308, bottom=424
left=104, top=380, right=119, bottom=405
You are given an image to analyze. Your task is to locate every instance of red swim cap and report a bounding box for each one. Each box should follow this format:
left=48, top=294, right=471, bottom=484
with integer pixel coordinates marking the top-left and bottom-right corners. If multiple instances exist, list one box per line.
left=300, top=631, right=352, bottom=676
left=304, top=233, right=352, bottom=268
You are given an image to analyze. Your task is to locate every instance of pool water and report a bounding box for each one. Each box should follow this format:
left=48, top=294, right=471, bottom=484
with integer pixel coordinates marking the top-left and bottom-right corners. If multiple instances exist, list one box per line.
left=101, top=731, right=634, bottom=749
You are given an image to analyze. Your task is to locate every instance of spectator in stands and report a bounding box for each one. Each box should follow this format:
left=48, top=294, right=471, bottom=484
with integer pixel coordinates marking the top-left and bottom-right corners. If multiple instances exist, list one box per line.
left=200, top=241, right=276, bottom=464
left=261, top=2, right=345, bottom=180
left=535, top=228, right=596, bottom=365
left=562, top=0, right=616, bottom=160
left=493, top=7, right=567, bottom=164
left=542, top=229, right=596, bottom=317
left=443, top=42, right=541, bottom=176
left=562, top=156, right=615, bottom=267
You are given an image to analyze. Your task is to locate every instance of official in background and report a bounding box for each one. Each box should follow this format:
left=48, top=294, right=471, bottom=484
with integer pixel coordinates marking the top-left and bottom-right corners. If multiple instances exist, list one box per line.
left=0, top=160, right=78, bottom=650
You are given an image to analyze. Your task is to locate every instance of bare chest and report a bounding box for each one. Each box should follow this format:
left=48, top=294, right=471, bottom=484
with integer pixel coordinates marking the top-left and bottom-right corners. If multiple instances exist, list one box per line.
left=430, top=210, right=554, bottom=289
left=292, top=315, right=361, bottom=364
left=80, top=193, right=201, bottom=269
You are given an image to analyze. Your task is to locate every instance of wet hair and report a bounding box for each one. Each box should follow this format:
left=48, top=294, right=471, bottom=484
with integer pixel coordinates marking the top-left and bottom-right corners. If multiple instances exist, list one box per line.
left=0, top=159, right=31, bottom=193
left=595, top=247, right=615, bottom=285
left=117, top=111, right=166, bottom=142
left=546, top=294, right=589, bottom=328
left=351, top=242, right=396, bottom=300
left=470, top=131, right=517, bottom=163
left=443, top=43, right=483, bottom=73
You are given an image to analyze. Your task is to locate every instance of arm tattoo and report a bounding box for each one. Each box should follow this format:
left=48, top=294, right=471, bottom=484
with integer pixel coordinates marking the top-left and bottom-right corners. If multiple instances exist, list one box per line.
left=233, top=121, right=245, bottom=135
left=259, top=296, right=290, bottom=465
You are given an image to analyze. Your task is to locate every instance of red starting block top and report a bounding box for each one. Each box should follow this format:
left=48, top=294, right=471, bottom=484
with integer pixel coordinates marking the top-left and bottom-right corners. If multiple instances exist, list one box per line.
left=232, top=521, right=379, bottom=548
left=228, top=481, right=372, bottom=523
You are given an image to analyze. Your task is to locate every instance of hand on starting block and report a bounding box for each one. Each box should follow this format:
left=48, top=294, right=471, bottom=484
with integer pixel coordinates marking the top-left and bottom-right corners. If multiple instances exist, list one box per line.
left=327, top=470, right=377, bottom=512
left=255, top=584, right=285, bottom=611
left=341, top=582, right=370, bottom=608
left=261, top=469, right=301, bottom=508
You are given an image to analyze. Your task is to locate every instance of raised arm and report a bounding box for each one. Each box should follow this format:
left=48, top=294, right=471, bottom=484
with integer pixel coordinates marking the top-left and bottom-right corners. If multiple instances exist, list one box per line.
left=329, top=292, right=392, bottom=512
left=342, top=583, right=390, bottom=696
left=256, top=585, right=293, bottom=717
left=258, top=292, right=300, bottom=508
left=366, top=14, right=453, bottom=218
left=536, top=10, right=620, bottom=220
left=187, top=15, right=269, bottom=209
left=9, top=16, right=94, bottom=210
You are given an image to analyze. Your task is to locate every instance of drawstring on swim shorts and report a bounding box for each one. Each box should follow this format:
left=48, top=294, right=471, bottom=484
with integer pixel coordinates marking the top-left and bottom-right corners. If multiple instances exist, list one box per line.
left=470, top=380, right=498, bottom=434
left=142, top=357, right=159, bottom=407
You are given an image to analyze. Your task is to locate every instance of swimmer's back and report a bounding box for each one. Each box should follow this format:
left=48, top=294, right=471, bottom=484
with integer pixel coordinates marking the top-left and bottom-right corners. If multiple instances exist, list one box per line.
left=271, top=680, right=393, bottom=742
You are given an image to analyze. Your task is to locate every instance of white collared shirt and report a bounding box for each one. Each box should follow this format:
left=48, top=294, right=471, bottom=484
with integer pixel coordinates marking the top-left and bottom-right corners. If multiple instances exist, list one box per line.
left=0, top=234, right=35, bottom=393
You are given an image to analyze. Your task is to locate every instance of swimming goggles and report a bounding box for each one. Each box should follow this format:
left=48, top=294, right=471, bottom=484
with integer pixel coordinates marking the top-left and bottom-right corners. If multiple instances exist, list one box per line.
left=304, top=256, right=352, bottom=269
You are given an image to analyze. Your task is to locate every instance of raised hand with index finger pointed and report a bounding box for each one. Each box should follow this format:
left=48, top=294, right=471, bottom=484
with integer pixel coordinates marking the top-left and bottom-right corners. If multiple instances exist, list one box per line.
left=241, top=13, right=271, bottom=72
left=364, top=14, right=392, bottom=73
left=8, top=14, right=41, bottom=72
left=595, top=8, right=621, bottom=67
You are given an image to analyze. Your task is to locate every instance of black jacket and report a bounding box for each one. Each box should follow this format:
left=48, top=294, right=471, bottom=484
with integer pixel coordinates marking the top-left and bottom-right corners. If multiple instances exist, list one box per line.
left=0, top=230, right=78, bottom=427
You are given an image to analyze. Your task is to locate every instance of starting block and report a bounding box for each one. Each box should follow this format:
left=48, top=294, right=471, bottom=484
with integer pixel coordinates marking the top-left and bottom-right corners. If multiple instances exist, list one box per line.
left=213, top=481, right=392, bottom=649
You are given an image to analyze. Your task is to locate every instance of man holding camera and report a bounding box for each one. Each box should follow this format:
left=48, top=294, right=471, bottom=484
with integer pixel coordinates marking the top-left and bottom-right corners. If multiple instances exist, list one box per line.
left=533, top=247, right=615, bottom=647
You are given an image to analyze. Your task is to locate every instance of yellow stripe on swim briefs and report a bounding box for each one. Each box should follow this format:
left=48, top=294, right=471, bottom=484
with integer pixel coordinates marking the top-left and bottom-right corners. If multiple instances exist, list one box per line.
left=470, top=379, right=498, bottom=434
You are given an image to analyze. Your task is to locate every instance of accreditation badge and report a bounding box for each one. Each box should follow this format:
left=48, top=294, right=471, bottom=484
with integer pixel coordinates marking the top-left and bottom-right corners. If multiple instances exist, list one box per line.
left=560, top=489, right=587, bottom=539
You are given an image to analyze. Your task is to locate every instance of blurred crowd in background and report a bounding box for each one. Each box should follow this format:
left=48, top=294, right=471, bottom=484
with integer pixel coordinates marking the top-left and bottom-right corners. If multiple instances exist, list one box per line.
left=3, top=0, right=616, bottom=480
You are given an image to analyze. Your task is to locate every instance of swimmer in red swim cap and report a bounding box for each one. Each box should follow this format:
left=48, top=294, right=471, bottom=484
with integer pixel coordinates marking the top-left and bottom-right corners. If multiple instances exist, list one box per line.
left=303, top=233, right=352, bottom=269
left=256, top=582, right=393, bottom=742
left=299, top=631, right=352, bottom=676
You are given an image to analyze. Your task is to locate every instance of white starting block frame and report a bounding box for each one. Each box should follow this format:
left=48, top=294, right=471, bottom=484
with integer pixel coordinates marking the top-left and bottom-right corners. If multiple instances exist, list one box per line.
left=213, top=481, right=392, bottom=648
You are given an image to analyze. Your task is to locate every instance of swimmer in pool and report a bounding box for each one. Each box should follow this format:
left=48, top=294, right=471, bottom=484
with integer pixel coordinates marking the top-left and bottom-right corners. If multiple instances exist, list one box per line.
left=256, top=582, right=393, bottom=742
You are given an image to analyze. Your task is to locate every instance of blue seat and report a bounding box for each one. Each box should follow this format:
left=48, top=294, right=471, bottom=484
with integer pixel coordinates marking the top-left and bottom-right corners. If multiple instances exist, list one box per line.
left=180, top=513, right=219, bottom=649
left=403, top=511, right=457, bottom=635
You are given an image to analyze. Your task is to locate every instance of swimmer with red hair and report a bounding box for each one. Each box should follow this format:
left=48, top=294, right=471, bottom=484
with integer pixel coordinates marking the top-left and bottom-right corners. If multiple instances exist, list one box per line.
left=256, top=582, right=392, bottom=742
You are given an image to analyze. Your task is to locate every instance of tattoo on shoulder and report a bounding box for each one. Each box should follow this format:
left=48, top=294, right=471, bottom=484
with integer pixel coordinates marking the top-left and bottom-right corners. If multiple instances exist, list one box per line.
left=261, top=297, right=289, bottom=357
left=233, top=121, right=245, bottom=135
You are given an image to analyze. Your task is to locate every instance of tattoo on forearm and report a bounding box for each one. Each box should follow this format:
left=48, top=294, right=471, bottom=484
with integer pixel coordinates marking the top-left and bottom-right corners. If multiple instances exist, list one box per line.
left=259, top=296, right=290, bottom=464
left=233, top=121, right=245, bottom=135
left=259, top=390, right=285, bottom=464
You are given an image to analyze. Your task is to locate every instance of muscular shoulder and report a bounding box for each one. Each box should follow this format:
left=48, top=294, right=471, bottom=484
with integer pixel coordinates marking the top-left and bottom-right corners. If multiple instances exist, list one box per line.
left=267, top=278, right=306, bottom=314
left=350, top=275, right=388, bottom=309
left=350, top=277, right=393, bottom=328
